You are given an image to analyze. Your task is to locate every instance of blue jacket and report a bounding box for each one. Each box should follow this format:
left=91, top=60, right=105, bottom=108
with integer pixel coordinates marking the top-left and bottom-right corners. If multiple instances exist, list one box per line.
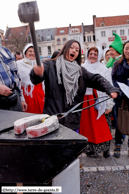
left=0, top=46, right=24, bottom=101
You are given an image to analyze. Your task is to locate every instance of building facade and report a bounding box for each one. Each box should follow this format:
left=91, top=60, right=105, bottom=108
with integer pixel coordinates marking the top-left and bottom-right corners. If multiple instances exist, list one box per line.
left=3, top=14, right=129, bottom=60
left=4, top=25, right=30, bottom=53
left=55, top=27, right=69, bottom=51
left=0, top=29, right=4, bottom=46
left=27, top=28, right=56, bottom=60
left=69, top=24, right=84, bottom=51
left=83, top=25, right=96, bottom=60
left=93, top=15, right=129, bottom=49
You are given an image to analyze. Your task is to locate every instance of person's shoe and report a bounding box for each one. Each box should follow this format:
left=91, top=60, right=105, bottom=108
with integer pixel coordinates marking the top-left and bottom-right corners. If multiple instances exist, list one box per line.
left=86, top=151, right=96, bottom=157
left=114, top=145, right=121, bottom=158
left=103, top=150, right=110, bottom=158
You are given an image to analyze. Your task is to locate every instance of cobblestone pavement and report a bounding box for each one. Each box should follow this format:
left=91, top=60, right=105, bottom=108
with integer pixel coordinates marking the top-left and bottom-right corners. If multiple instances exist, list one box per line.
left=79, top=130, right=129, bottom=194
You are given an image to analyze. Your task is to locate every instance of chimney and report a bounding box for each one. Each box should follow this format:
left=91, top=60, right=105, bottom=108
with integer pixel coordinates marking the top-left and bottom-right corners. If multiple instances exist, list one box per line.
left=6, top=25, right=9, bottom=31
left=69, top=24, right=71, bottom=27
left=93, top=15, right=96, bottom=33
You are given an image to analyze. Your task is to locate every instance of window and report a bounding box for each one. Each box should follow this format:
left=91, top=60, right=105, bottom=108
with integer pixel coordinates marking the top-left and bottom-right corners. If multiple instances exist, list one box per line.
left=100, top=22, right=105, bottom=27
left=60, top=30, right=64, bottom=33
left=127, top=20, right=129, bottom=24
left=120, top=30, right=124, bottom=35
left=102, top=43, right=106, bottom=50
left=112, top=30, right=116, bottom=34
left=63, top=38, right=66, bottom=45
left=37, top=34, right=41, bottom=42
left=93, top=35, right=95, bottom=41
left=87, top=36, right=91, bottom=42
left=39, top=47, right=42, bottom=55
left=47, top=33, right=51, bottom=41
left=57, top=38, right=61, bottom=45
left=73, top=37, right=78, bottom=41
left=27, top=35, right=31, bottom=43
left=128, top=29, right=129, bottom=35
left=101, top=31, right=106, bottom=37
left=48, top=46, right=51, bottom=55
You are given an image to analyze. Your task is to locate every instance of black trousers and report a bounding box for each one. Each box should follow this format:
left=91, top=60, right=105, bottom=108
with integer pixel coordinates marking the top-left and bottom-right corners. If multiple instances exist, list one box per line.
left=114, top=103, right=124, bottom=145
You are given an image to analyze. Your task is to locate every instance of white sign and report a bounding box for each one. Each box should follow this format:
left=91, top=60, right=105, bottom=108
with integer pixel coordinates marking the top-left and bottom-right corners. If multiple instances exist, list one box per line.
left=70, top=28, right=80, bottom=34
left=117, top=82, right=129, bottom=98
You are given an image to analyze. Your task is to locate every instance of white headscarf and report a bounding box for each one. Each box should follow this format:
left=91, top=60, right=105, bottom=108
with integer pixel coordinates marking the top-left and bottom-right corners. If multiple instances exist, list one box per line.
left=23, top=43, right=33, bottom=58
left=82, top=46, right=112, bottom=119
left=101, top=48, right=110, bottom=66
left=17, top=43, right=44, bottom=98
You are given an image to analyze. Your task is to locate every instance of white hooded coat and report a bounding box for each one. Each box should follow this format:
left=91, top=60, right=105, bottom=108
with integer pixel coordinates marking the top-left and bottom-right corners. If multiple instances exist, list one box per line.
left=82, top=46, right=114, bottom=119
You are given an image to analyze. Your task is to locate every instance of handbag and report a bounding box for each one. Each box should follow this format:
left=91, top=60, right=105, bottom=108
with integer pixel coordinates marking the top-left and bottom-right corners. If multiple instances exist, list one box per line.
left=117, top=97, right=129, bottom=135
left=0, top=89, right=17, bottom=109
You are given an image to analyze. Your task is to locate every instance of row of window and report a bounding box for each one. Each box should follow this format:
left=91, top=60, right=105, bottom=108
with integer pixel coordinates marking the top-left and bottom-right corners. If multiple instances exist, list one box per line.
left=38, top=46, right=51, bottom=56
left=101, top=29, right=128, bottom=37
left=28, top=34, right=95, bottom=44
left=28, top=33, right=52, bottom=43
left=57, top=38, right=67, bottom=45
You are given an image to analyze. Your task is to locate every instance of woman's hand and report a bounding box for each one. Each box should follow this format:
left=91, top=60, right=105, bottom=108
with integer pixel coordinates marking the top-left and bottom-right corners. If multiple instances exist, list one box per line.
left=21, top=101, right=28, bottom=112
left=0, top=84, right=12, bottom=96
left=110, top=92, right=118, bottom=99
left=105, top=109, right=112, bottom=114
left=33, top=63, right=44, bottom=76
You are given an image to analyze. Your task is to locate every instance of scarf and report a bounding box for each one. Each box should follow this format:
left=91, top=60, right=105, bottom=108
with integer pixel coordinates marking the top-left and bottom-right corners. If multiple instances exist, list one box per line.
left=56, top=55, right=81, bottom=105
left=106, top=55, right=121, bottom=68
left=82, top=59, right=111, bottom=119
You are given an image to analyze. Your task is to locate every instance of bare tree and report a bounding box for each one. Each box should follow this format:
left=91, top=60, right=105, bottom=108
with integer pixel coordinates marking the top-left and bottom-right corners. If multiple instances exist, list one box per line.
left=5, top=31, right=27, bottom=53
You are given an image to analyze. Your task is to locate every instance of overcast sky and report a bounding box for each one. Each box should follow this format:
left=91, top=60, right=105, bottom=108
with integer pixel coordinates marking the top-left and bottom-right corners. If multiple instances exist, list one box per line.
left=1, top=0, right=129, bottom=33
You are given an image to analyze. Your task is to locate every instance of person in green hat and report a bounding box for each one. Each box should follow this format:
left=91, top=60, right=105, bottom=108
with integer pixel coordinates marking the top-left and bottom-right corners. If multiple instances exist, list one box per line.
left=106, top=33, right=123, bottom=70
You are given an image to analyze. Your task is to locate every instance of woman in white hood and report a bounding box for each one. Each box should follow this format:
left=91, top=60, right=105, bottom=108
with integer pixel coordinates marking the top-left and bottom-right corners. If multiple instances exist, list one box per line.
left=102, top=48, right=111, bottom=66
left=17, top=43, right=44, bottom=113
left=80, top=46, right=114, bottom=158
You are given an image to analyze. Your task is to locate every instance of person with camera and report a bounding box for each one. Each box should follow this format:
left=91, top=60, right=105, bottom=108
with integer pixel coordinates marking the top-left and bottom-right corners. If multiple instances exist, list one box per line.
left=0, top=46, right=27, bottom=111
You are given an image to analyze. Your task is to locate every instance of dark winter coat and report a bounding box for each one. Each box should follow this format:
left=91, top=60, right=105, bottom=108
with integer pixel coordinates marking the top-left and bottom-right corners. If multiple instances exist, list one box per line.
left=30, top=60, right=119, bottom=130
left=112, top=58, right=129, bottom=107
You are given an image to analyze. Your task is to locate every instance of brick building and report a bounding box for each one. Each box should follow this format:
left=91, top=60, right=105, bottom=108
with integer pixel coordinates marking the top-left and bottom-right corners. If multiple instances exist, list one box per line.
left=93, top=15, right=129, bottom=49
left=4, top=25, right=30, bottom=53
left=55, top=27, right=69, bottom=51
left=0, top=29, right=4, bottom=46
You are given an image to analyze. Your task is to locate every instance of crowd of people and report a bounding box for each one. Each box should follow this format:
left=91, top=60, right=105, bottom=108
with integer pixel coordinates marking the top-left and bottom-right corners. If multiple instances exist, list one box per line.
left=0, top=32, right=129, bottom=159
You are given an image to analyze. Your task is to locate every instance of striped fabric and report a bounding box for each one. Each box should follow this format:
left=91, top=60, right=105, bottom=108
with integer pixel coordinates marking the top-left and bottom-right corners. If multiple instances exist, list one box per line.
left=0, top=46, right=24, bottom=101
